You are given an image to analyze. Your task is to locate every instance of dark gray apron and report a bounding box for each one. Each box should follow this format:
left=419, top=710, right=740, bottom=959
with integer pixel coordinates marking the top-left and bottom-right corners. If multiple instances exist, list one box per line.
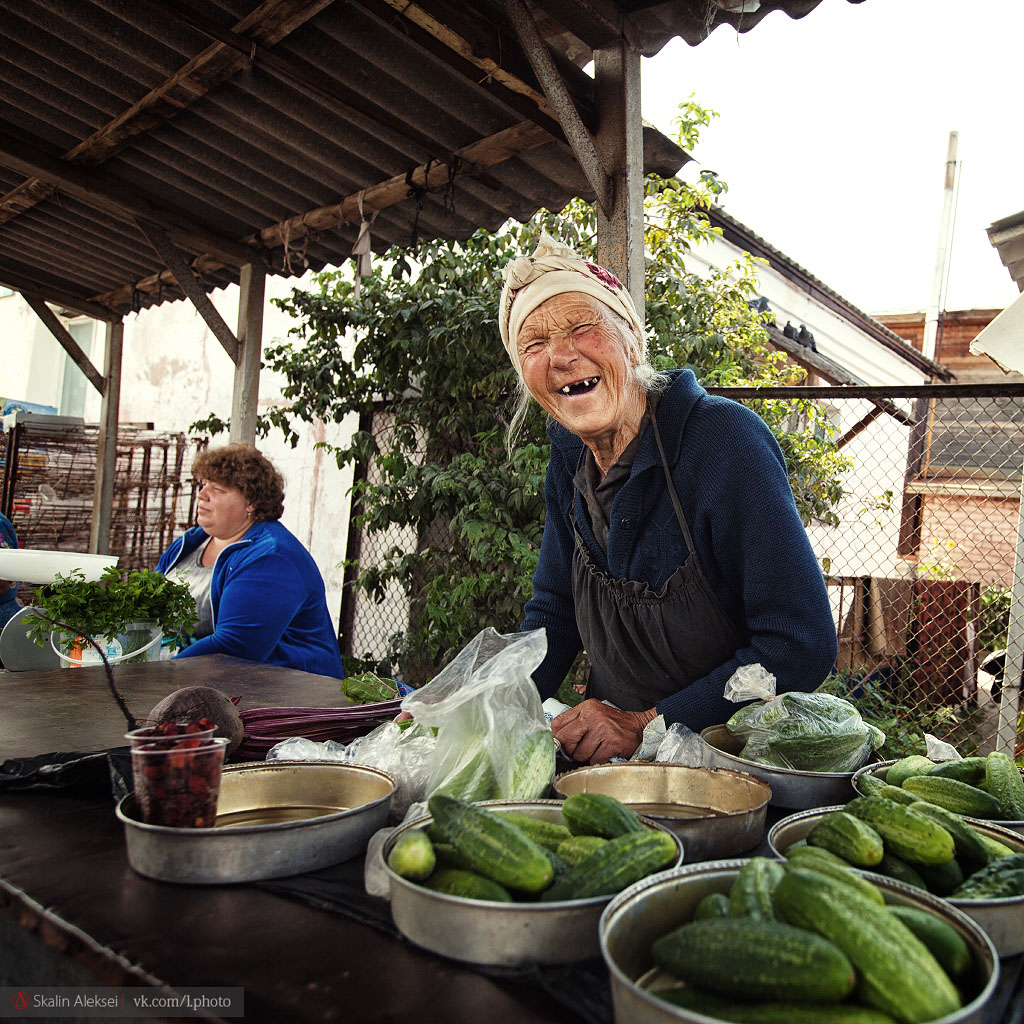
left=571, top=415, right=744, bottom=710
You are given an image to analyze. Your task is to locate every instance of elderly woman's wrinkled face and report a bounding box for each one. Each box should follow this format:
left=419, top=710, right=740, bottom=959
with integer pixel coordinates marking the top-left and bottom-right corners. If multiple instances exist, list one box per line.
left=196, top=479, right=253, bottom=540
left=517, top=292, right=644, bottom=450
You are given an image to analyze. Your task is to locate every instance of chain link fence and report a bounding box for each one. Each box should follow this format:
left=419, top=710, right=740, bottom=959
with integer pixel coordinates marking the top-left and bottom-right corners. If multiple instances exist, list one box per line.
left=342, top=383, right=1024, bottom=759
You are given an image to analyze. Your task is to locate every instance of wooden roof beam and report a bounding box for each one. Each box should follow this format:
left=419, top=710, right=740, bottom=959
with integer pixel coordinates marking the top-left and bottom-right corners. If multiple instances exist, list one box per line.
left=504, top=0, right=613, bottom=214
left=530, top=0, right=634, bottom=50
left=0, top=127, right=257, bottom=267
left=135, top=218, right=241, bottom=365
left=21, top=292, right=106, bottom=394
left=0, top=0, right=339, bottom=227
left=372, top=0, right=600, bottom=133
left=92, top=120, right=552, bottom=310
left=0, top=263, right=117, bottom=321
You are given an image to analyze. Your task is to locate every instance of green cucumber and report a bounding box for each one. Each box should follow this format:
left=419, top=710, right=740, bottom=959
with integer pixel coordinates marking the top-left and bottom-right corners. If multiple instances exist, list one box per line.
left=427, top=794, right=553, bottom=894
left=422, top=867, right=512, bottom=902
left=900, top=775, right=1002, bottom=819
left=984, top=752, right=1024, bottom=820
left=927, top=757, right=988, bottom=786
left=856, top=771, right=888, bottom=797
left=951, top=852, right=1024, bottom=899
left=774, top=866, right=961, bottom=1024
left=916, top=856, right=964, bottom=896
left=806, top=811, right=884, bottom=867
left=784, top=847, right=885, bottom=906
left=432, top=841, right=474, bottom=870
left=693, top=891, right=731, bottom=920
left=555, top=834, right=608, bottom=866
left=975, top=831, right=1015, bottom=860
left=886, top=755, right=936, bottom=788
left=846, top=795, right=955, bottom=866
left=878, top=785, right=919, bottom=805
left=542, top=828, right=677, bottom=901
left=651, top=917, right=855, bottom=1003
left=387, top=828, right=436, bottom=881
left=887, top=905, right=972, bottom=980
left=492, top=811, right=572, bottom=852
left=560, top=792, right=645, bottom=838
left=656, top=987, right=898, bottom=1023
left=906, top=800, right=991, bottom=872
left=871, top=853, right=927, bottom=890
left=728, top=857, right=785, bottom=920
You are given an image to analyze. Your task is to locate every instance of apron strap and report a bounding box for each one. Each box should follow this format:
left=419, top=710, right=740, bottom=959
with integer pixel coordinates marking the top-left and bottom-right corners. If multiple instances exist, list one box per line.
left=651, top=414, right=698, bottom=557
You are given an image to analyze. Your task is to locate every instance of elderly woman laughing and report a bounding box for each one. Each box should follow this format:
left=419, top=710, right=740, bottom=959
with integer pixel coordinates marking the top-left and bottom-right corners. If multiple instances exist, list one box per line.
left=500, top=234, right=837, bottom=764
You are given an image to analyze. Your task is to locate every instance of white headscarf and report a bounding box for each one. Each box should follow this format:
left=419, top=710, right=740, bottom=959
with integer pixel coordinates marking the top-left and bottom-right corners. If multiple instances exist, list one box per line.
left=498, top=233, right=645, bottom=376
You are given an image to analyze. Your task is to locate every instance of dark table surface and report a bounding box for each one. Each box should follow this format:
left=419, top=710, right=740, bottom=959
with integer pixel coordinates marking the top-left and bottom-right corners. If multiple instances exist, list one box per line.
left=1, top=656, right=1023, bottom=1024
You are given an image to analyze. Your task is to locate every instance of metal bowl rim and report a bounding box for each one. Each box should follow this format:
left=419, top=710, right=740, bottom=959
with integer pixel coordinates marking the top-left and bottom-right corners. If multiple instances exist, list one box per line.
left=768, top=805, right=1024, bottom=908
left=383, top=798, right=684, bottom=909
left=851, top=759, right=1024, bottom=827
left=552, top=763, right=772, bottom=822
left=700, top=725, right=880, bottom=779
left=116, top=759, right=397, bottom=837
left=598, top=857, right=1001, bottom=1024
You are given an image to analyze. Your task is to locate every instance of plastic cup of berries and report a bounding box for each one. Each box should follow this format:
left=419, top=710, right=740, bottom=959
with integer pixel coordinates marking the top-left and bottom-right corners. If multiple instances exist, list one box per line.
left=127, top=722, right=229, bottom=828
left=125, top=718, right=218, bottom=750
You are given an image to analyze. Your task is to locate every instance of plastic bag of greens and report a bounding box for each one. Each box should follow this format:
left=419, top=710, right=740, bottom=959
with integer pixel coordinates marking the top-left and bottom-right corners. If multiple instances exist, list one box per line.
left=400, top=626, right=555, bottom=804
left=725, top=690, right=884, bottom=773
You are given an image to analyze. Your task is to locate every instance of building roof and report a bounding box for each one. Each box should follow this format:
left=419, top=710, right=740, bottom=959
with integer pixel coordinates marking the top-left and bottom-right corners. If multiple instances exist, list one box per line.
left=987, top=210, right=1024, bottom=293
left=707, top=203, right=953, bottom=380
left=0, top=0, right=847, bottom=317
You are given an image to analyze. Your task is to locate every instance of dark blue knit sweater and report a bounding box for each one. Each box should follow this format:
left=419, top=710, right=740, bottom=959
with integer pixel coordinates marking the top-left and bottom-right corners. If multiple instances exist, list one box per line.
left=523, top=369, right=838, bottom=730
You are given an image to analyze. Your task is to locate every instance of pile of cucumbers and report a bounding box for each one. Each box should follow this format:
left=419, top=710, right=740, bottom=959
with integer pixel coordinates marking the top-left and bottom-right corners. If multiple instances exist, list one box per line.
left=650, top=855, right=970, bottom=1024
left=386, top=792, right=678, bottom=903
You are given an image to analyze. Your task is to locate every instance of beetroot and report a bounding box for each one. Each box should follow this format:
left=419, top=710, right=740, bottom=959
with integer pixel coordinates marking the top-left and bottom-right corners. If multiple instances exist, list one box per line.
left=147, top=686, right=244, bottom=755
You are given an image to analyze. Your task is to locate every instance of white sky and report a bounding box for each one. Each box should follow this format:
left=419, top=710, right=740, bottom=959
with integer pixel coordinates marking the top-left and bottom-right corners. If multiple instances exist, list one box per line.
left=639, top=0, right=1023, bottom=316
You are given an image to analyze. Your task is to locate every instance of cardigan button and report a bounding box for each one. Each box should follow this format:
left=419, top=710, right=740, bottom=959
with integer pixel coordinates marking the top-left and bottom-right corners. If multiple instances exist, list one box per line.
left=620, top=518, right=631, bottom=527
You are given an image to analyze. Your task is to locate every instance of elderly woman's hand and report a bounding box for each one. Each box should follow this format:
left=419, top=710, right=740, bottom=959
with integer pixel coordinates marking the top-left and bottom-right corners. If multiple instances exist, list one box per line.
left=551, top=699, right=657, bottom=764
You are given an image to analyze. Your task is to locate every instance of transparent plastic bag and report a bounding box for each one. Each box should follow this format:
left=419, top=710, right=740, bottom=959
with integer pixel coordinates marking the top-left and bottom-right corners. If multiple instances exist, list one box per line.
left=725, top=690, right=885, bottom=773
left=925, top=734, right=962, bottom=762
left=400, top=627, right=555, bottom=804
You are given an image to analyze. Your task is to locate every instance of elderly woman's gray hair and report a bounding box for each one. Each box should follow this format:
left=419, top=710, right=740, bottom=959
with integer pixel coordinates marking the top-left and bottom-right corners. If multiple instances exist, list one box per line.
left=498, top=233, right=667, bottom=449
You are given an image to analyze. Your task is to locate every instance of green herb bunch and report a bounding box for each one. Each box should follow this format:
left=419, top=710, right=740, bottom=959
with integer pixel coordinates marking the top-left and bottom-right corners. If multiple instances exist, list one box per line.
left=30, top=566, right=197, bottom=646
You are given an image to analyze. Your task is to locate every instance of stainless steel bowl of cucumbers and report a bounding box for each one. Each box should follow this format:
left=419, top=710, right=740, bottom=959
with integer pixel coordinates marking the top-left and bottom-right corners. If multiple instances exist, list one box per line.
left=768, top=801, right=1024, bottom=957
left=851, top=752, right=1024, bottom=835
left=599, top=857, right=998, bottom=1024
left=381, top=794, right=683, bottom=966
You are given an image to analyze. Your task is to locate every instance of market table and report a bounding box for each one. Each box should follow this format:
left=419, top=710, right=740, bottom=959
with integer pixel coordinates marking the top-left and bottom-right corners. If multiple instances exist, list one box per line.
left=0, top=656, right=576, bottom=1023
left=1, top=656, right=1023, bottom=1024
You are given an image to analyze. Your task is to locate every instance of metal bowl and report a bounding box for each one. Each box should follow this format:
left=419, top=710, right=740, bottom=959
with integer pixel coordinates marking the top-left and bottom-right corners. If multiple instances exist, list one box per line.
left=769, top=805, right=1024, bottom=957
left=117, top=760, right=395, bottom=884
left=382, top=799, right=684, bottom=967
left=700, top=724, right=875, bottom=809
left=553, top=763, right=770, bottom=862
left=600, top=858, right=999, bottom=1024
left=851, top=759, right=1024, bottom=835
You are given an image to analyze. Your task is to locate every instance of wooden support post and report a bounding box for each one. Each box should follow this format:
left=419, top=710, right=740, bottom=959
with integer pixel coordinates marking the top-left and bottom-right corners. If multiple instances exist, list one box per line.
left=594, top=41, right=644, bottom=315
left=90, top=319, right=124, bottom=555
left=230, top=263, right=265, bottom=444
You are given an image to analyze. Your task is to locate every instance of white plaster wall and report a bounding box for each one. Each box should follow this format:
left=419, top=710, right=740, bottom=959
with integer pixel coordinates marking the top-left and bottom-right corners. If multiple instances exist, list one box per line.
left=4, top=275, right=357, bottom=631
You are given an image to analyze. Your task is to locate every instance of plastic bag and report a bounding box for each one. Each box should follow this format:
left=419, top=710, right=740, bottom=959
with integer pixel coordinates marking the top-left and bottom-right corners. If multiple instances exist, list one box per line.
left=400, top=627, right=555, bottom=804
left=725, top=691, right=885, bottom=773
left=925, top=734, right=962, bottom=762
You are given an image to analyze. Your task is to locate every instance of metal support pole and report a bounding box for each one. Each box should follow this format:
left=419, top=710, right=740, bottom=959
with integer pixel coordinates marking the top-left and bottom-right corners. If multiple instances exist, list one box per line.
left=594, top=41, right=644, bottom=316
left=90, top=318, right=124, bottom=554
left=230, top=262, right=265, bottom=444
left=994, top=466, right=1024, bottom=756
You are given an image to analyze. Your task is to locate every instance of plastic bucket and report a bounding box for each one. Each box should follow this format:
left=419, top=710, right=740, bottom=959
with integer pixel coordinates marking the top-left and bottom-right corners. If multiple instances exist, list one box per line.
left=51, top=621, right=163, bottom=669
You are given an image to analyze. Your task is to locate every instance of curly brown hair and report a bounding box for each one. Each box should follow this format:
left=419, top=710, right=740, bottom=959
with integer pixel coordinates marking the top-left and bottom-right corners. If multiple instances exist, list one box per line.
left=192, top=444, right=285, bottom=521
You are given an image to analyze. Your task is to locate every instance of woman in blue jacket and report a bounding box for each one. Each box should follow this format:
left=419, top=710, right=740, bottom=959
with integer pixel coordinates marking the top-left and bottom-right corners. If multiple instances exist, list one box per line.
left=156, top=444, right=343, bottom=678
left=498, top=234, right=836, bottom=763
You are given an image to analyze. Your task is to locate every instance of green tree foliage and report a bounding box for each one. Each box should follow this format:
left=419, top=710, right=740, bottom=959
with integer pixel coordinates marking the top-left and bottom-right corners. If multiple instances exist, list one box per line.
left=265, top=102, right=849, bottom=679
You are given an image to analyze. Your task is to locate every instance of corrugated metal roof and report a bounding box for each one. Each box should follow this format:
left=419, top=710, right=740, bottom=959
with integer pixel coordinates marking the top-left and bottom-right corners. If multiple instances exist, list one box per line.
left=987, top=210, right=1024, bottom=293
left=0, top=0, right=844, bottom=315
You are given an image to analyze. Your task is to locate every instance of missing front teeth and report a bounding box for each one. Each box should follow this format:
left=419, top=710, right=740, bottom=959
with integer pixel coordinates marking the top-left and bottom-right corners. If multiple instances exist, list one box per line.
left=560, top=377, right=600, bottom=395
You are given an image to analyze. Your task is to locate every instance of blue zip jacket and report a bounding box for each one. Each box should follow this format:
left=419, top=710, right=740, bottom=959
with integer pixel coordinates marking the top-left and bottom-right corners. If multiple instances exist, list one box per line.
left=156, top=520, right=344, bottom=679
left=524, top=369, right=837, bottom=729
